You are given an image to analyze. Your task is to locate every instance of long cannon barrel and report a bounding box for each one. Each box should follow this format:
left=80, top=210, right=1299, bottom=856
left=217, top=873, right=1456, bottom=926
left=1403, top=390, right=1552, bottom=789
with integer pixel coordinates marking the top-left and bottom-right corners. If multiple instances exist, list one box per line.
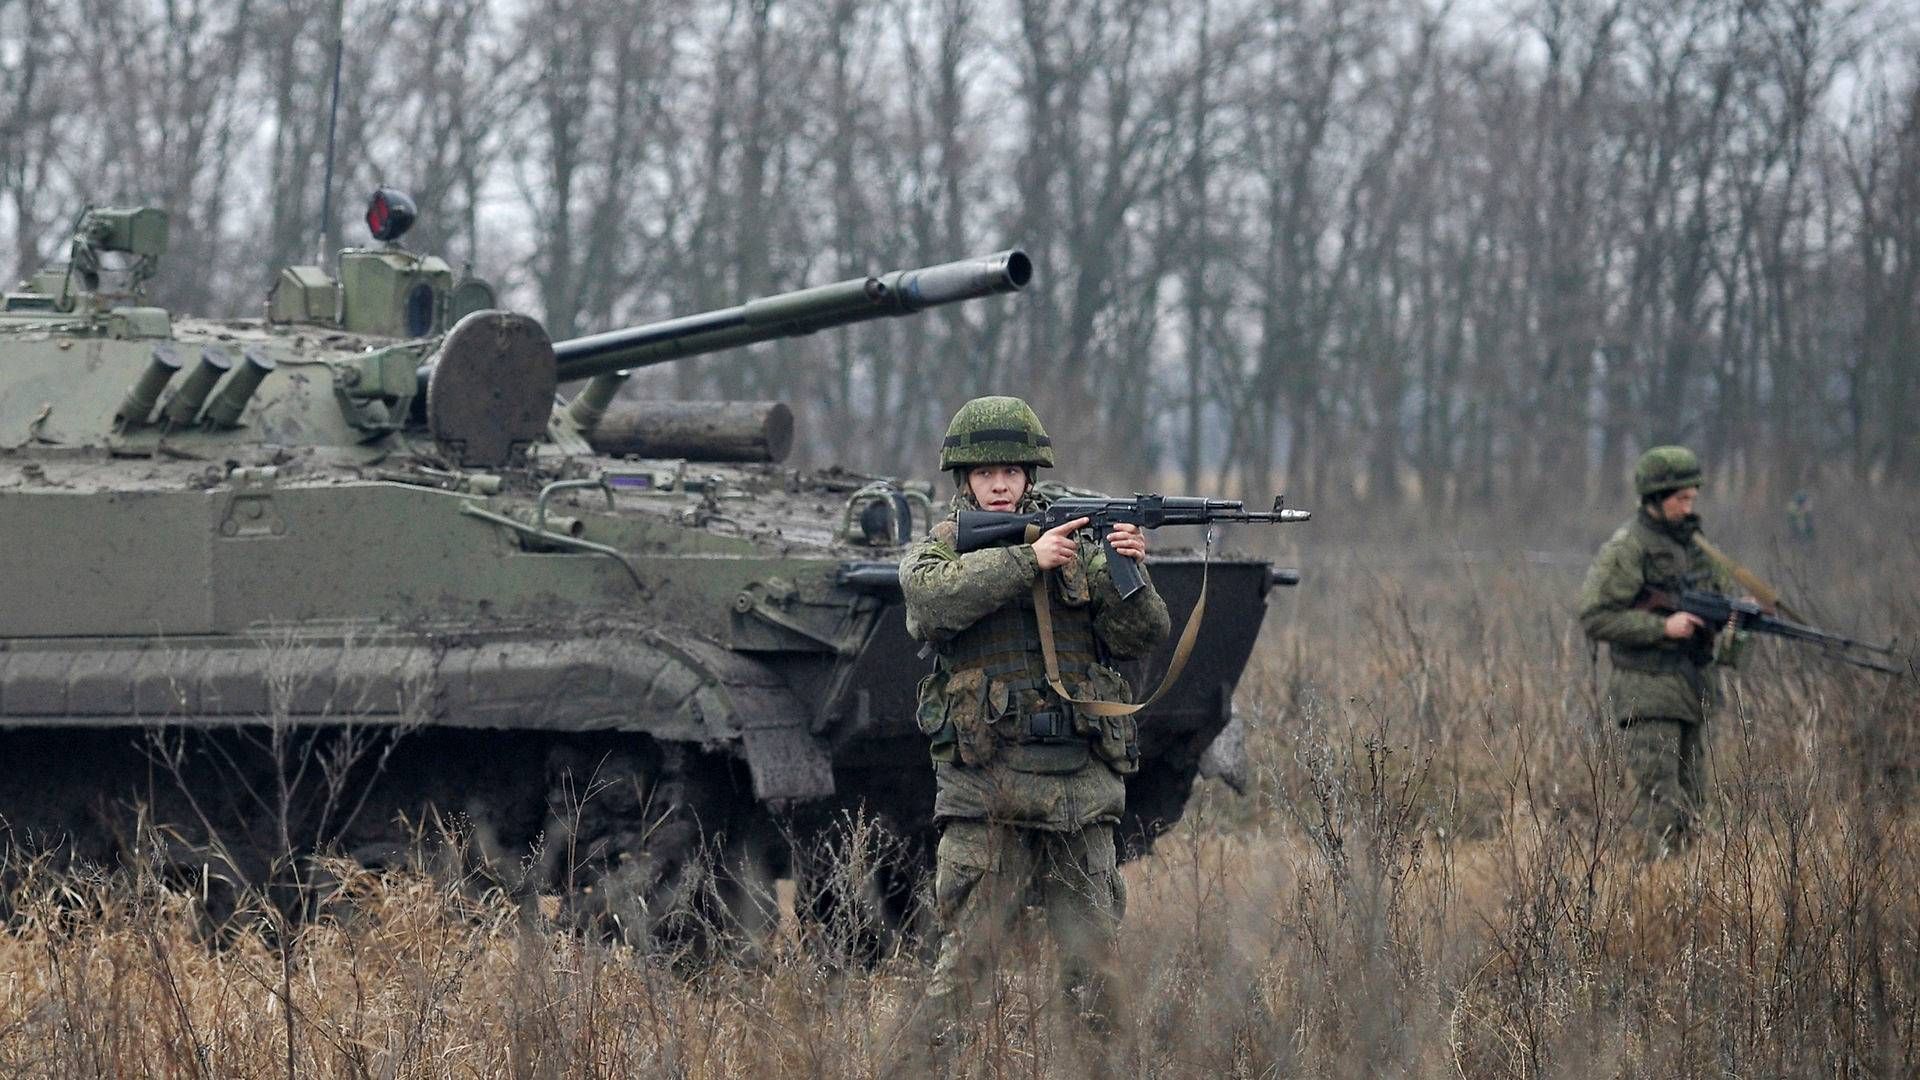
left=551, top=250, right=1031, bottom=383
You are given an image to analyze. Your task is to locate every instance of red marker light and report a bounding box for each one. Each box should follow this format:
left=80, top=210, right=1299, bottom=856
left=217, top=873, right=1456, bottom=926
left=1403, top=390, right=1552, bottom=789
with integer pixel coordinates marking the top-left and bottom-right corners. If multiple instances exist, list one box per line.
left=365, top=187, right=418, bottom=242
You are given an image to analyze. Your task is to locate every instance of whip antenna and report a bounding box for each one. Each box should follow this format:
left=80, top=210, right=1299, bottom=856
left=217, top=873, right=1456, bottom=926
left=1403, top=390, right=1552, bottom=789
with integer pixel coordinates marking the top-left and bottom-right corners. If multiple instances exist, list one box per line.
left=316, top=0, right=347, bottom=265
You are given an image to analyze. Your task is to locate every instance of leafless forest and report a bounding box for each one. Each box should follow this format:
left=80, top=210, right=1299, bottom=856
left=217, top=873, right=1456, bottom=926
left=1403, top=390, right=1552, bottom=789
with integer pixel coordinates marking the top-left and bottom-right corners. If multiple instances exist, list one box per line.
left=4, top=0, right=1917, bottom=502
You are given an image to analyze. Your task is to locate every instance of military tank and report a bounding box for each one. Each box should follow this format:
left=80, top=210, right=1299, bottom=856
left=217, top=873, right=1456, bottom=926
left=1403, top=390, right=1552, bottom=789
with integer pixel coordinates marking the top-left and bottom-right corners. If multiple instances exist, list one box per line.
left=0, top=192, right=1300, bottom=939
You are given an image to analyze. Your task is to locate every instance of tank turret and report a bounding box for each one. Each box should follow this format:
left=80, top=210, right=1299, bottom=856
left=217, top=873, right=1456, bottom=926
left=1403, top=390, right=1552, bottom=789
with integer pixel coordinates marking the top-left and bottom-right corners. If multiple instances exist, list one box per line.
left=1, top=189, right=1025, bottom=470
left=417, top=246, right=1028, bottom=467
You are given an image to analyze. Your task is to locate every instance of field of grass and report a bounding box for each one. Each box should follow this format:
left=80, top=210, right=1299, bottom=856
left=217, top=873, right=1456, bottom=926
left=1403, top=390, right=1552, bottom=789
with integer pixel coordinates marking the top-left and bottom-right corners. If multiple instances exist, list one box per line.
left=3, top=497, right=1916, bottom=1078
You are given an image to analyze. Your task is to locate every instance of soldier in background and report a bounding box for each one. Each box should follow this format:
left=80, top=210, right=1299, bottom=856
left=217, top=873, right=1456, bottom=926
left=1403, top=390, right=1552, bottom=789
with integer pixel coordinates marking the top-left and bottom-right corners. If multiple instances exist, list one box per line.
left=1578, top=446, right=1748, bottom=852
left=898, top=396, right=1171, bottom=1036
left=1787, top=491, right=1815, bottom=541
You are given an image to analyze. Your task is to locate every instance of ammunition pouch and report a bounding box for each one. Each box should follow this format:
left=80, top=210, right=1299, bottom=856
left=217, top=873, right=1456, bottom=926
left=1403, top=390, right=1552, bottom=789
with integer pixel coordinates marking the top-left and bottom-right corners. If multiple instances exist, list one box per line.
left=940, top=668, right=998, bottom=766
left=1068, top=664, right=1141, bottom=775
left=1052, top=554, right=1094, bottom=608
left=916, top=671, right=959, bottom=763
left=1090, top=714, right=1141, bottom=774
left=928, top=664, right=1137, bottom=774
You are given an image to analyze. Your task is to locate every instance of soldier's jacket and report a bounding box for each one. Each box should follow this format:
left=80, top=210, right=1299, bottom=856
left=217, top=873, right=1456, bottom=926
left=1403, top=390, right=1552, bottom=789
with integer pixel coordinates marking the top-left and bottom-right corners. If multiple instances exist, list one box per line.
left=1578, top=509, right=1746, bottom=723
left=900, top=488, right=1172, bottom=831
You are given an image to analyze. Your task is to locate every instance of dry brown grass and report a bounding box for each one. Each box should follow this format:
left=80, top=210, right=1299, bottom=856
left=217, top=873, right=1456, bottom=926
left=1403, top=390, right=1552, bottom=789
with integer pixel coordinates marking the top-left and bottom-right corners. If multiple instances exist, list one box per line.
left=3, top=509, right=1916, bottom=1078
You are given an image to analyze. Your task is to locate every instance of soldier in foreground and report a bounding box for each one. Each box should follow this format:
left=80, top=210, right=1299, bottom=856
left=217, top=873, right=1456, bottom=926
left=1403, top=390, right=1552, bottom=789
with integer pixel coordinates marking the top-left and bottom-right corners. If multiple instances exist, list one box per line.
left=1578, top=446, right=1748, bottom=852
left=898, top=396, right=1171, bottom=1037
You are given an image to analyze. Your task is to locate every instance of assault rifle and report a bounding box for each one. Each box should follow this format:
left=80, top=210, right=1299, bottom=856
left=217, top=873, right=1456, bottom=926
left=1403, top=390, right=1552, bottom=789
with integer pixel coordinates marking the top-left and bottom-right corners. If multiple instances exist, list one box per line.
left=954, top=494, right=1311, bottom=599
left=1635, top=587, right=1902, bottom=675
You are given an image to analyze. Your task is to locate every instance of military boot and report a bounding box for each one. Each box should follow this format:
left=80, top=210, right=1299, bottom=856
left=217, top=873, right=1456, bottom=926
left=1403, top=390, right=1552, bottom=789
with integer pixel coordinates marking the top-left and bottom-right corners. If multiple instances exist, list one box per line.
left=1060, top=982, right=1128, bottom=1079
left=939, top=991, right=982, bottom=1049
left=1064, top=977, right=1121, bottom=1036
left=881, top=992, right=970, bottom=1079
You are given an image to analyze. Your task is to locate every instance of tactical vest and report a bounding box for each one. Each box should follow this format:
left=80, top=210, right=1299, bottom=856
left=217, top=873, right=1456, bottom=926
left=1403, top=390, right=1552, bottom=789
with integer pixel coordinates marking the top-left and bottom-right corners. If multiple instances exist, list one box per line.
left=920, top=576, right=1137, bottom=774
left=946, top=583, right=1098, bottom=700
left=1612, top=514, right=1716, bottom=677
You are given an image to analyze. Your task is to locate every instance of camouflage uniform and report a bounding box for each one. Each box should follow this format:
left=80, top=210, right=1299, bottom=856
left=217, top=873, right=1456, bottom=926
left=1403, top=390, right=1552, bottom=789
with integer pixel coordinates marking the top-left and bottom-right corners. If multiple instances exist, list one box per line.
left=899, top=397, right=1170, bottom=1024
left=1577, top=447, right=1744, bottom=848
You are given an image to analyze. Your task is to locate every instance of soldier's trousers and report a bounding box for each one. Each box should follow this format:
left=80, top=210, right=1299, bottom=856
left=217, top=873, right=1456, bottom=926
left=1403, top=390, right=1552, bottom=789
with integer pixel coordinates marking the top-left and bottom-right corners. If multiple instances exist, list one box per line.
left=1622, top=717, right=1706, bottom=849
left=926, top=820, right=1125, bottom=1016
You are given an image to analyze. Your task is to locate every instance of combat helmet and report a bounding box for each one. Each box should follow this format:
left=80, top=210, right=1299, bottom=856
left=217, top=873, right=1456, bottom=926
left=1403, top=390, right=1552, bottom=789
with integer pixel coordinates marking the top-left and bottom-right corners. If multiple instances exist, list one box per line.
left=939, top=396, right=1054, bottom=470
left=1634, top=445, right=1703, bottom=499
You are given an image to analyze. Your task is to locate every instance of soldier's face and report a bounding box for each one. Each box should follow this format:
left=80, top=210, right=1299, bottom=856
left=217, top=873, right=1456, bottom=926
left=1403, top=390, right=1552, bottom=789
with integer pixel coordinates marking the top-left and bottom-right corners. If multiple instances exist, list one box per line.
left=1658, top=486, right=1699, bottom=521
left=967, top=464, right=1027, bottom=511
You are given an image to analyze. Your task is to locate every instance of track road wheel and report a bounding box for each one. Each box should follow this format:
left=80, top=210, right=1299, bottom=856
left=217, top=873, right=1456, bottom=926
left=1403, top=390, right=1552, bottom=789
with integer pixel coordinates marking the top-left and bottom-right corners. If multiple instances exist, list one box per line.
left=541, top=741, right=779, bottom=957
left=793, top=813, right=930, bottom=966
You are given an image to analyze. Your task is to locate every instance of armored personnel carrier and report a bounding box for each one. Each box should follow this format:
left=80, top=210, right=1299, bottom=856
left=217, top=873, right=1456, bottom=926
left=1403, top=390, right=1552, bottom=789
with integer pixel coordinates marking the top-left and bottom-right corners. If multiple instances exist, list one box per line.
left=0, top=192, right=1300, bottom=938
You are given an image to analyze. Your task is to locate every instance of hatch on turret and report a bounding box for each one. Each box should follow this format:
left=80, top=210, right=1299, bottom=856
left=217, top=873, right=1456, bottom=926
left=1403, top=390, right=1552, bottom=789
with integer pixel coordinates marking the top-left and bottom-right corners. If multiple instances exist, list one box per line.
left=337, top=248, right=454, bottom=337
left=266, top=266, right=341, bottom=324
left=263, top=188, right=496, bottom=340
left=447, top=277, right=498, bottom=322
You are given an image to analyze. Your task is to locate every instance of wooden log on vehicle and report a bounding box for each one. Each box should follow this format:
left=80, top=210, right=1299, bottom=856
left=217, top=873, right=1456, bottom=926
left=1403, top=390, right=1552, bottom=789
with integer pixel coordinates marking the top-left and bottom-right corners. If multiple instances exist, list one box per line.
left=587, top=400, right=794, bottom=463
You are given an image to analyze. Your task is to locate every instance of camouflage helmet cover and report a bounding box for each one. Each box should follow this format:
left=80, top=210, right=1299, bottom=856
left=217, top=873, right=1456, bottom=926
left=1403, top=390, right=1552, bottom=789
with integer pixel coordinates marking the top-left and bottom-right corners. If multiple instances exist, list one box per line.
left=1634, top=445, right=1703, bottom=498
left=939, top=395, right=1055, bottom=469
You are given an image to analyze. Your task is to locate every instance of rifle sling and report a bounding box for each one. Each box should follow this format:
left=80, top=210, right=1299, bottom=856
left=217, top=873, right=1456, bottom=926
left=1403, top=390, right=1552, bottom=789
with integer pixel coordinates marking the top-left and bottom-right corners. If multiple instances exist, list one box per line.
left=1029, top=527, right=1208, bottom=718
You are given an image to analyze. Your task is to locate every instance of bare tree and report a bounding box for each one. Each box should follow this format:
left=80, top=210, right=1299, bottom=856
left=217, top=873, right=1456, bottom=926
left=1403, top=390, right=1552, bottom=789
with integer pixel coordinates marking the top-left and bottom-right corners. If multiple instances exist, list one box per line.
left=49, top=0, right=255, bottom=313
left=1006, top=0, right=1190, bottom=464
left=0, top=0, right=63, bottom=283
left=508, top=0, right=687, bottom=342
left=1846, top=71, right=1920, bottom=484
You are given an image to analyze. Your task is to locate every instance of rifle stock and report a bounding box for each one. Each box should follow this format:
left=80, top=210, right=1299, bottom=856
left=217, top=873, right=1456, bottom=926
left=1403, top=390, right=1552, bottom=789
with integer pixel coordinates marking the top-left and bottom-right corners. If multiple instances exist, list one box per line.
left=952, top=513, right=1035, bottom=552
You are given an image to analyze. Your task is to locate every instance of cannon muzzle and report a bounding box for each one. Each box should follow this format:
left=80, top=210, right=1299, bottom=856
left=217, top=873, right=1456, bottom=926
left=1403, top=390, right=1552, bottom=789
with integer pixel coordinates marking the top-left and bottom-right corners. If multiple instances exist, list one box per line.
left=551, top=249, right=1030, bottom=383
